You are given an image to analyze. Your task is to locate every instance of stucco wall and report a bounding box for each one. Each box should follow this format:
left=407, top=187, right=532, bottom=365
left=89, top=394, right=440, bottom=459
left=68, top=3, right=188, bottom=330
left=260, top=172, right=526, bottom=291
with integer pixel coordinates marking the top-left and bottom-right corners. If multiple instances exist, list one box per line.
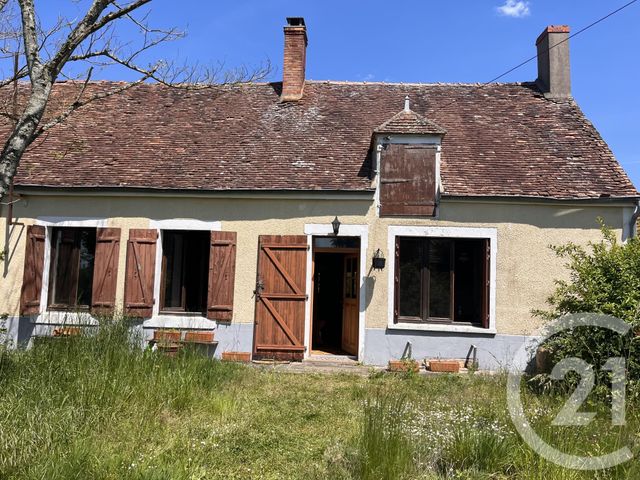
left=0, top=193, right=631, bottom=337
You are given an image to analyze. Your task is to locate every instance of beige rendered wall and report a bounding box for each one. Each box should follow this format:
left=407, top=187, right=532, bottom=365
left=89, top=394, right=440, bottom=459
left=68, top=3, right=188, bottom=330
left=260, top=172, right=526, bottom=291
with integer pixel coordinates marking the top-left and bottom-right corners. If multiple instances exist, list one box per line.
left=0, top=193, right=631, bottom=336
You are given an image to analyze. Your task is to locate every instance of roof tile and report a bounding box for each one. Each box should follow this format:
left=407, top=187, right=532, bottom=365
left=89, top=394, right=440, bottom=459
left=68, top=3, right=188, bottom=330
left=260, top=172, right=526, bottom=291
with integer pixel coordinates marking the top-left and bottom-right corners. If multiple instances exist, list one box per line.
left=6, top=80, right=638, bottom=199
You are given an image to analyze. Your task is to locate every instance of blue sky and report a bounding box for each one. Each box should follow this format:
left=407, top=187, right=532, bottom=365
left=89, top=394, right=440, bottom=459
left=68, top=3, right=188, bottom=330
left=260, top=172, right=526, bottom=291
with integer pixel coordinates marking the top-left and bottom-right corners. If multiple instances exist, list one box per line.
left=38, top=0, right=640, bottom=187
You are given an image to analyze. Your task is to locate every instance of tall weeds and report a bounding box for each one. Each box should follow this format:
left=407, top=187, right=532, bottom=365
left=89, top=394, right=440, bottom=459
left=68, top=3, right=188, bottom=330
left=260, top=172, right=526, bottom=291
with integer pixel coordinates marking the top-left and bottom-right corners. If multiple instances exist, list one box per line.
left=0, top=317, right=243, bottom=479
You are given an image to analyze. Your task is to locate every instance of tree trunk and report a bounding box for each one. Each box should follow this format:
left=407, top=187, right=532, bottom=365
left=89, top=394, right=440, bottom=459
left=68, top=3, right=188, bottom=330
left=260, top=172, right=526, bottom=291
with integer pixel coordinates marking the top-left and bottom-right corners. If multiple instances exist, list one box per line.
left=0, top=73, right=52, bottom=199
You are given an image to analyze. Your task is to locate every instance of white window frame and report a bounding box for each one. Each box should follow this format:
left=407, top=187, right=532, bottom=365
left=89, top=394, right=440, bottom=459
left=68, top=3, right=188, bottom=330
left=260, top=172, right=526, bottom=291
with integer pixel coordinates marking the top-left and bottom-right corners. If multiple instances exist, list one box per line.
left=147, top=219, right=221, bottom=329
left=303, top=223, right=369, bottom=360
left=387, top=225, right=498, bottom=334
left=34, top=217, right=109, bottom=324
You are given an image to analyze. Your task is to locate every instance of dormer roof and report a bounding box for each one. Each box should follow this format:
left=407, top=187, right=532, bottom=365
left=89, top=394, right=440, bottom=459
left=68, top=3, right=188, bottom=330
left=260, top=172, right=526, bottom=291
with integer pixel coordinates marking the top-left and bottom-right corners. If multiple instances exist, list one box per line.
left=375, top=98, right=447, bottom=136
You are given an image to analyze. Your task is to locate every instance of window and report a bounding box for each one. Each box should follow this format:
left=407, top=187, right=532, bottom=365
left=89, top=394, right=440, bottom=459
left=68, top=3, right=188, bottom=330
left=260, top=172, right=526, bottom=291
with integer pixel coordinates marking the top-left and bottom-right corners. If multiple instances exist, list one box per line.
left=48, top=227, right=97, bottom=310
left=395, top=237, right=489, bottom=327
left=160, top=230, right=210, bottom=314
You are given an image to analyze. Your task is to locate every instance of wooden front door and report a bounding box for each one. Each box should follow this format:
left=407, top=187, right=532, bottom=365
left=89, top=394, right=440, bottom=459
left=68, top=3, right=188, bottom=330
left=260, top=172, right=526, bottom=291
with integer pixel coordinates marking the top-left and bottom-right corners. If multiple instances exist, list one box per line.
left=253, top=235, right=308, bottom=360
left=341, top=254, right=359, bottom=355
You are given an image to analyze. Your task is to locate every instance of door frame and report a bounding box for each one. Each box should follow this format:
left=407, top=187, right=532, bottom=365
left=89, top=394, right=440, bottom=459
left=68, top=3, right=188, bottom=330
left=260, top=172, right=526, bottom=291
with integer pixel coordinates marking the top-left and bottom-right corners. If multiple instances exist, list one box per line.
left=303, top=224, right=368, bottom=360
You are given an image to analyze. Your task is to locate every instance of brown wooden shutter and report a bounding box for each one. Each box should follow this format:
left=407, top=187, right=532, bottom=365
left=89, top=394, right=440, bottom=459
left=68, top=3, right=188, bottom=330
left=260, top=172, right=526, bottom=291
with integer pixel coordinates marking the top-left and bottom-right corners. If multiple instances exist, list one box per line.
left=91, top=228, right=121, bottom=315
left=253, top=235, right=308, bottom=360
left=124, top=229, right=157, bottom=318
left=481, top=239, right=491, bottom=329
left=19, top=225, right=46, bottom=315
left=207, top=231, right=237, bottom=321
left=380, top=144, right=437, bottom=217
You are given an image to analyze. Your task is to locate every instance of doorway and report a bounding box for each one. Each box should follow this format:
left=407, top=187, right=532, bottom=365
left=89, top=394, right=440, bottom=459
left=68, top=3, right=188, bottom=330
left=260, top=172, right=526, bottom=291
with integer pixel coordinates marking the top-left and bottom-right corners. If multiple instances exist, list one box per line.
left=311, top=236, right=360, bottom=356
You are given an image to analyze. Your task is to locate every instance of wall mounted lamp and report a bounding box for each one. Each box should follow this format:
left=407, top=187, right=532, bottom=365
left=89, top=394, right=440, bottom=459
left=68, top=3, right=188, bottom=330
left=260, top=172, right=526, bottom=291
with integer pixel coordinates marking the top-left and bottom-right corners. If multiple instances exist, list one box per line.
left=331, top=216, right=341, bottom=236
left=372, top=248, right=386, bottom=270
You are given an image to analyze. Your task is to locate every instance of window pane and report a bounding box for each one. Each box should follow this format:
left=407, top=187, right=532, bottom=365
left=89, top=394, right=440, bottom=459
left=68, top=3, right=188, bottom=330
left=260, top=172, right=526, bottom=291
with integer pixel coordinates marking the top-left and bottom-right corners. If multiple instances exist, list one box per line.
left=162, top=232, right=185, bottom=309
left=398, top=238, right=422, bottom=318
left=313, top=237, right=360, bottom=249
left=453, top=239, right=483, bottom=324
left=428, top=239, right=451, bottom=319
left=162, top=230, right=210, bottom=314
left=49, top=227, right=96, bottom=309
left=344, top=257, right=358, bottom=300
left=183, top=232, right=210, bottom=313
left=50, top=229, right=76, bottom=306
left=76, top=229, right=96, bottom=306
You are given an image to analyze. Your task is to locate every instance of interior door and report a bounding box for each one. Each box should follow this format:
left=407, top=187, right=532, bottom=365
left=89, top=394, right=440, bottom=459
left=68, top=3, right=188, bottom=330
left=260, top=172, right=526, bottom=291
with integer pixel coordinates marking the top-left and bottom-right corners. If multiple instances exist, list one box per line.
left=253, top=235, right=308, bottom=360
left=341, top=254, right=359, bottom=355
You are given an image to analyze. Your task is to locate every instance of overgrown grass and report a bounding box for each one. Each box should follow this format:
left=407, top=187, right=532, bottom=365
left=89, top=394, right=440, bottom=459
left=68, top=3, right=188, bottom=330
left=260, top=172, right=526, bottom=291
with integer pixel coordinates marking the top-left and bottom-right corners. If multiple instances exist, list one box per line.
left=1, top=322, right=639, bottom=479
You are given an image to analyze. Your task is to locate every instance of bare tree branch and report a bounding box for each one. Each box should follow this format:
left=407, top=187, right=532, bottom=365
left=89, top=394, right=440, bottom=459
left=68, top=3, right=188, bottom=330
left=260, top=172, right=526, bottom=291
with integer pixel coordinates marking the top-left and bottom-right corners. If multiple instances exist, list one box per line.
left=35, top=69, right=154, bottom=136
left=48, top=0, right=152, bottom=74
left=0, top=0, right=273, bottom=200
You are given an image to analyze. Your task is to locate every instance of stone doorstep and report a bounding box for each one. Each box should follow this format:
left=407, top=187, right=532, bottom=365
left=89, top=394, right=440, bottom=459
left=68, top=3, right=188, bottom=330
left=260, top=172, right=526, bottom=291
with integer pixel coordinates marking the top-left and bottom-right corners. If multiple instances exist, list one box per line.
left=253, top=360, right=380, bottom=377
left=250, top=360, right=476, bottom=376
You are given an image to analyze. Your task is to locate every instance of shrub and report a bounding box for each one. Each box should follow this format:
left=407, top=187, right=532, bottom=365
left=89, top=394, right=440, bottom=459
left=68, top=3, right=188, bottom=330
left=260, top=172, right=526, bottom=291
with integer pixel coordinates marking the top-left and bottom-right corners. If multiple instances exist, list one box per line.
left=534, top=221, right=640, bottom=388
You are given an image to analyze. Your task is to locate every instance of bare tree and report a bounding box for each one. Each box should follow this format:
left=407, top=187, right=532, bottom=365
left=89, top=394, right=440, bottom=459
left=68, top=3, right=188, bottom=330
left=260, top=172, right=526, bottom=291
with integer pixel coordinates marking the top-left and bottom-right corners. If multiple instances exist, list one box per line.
left=0, top=0, right=270, bottom=199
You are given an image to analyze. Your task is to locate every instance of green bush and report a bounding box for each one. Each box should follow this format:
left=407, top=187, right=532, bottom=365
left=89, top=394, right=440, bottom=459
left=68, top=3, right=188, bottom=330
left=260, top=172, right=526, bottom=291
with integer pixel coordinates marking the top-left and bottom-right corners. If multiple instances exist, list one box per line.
left=534, top=221, right=640, bottom=388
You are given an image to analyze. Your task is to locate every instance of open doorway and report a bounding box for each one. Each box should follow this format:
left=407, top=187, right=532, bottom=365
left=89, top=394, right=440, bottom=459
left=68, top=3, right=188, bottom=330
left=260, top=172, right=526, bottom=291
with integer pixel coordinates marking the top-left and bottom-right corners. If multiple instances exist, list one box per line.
left=311, top=236, right=360, bottom=356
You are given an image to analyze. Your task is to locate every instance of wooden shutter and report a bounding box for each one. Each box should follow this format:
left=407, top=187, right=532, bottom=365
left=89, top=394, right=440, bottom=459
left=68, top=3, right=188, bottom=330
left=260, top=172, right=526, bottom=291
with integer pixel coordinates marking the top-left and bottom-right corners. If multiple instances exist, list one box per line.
left=124, top=229, right=157, bottom=318
left=481, top=239, right=491, bottom=329
left=253, top=235, right=308, bottom=360
left=91, top=228, right=121, bottom=315
left=19, top=225, right=46, bottom=315
left=380, top=144, right=437, bottom=217
left=207, top=231, right=237, bottom=321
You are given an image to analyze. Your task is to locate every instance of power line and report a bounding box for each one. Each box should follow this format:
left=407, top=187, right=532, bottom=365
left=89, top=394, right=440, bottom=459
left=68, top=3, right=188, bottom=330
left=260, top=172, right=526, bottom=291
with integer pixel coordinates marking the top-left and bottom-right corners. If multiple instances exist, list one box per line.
left=438, top=0, right=639, bottom=108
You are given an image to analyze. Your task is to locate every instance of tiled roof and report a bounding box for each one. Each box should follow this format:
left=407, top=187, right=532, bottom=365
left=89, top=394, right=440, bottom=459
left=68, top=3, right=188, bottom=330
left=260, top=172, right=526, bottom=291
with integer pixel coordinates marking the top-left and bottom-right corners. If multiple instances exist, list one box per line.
left=8, top=80, right=638, bottom=199
left=375, top=108, right=447, bottom=135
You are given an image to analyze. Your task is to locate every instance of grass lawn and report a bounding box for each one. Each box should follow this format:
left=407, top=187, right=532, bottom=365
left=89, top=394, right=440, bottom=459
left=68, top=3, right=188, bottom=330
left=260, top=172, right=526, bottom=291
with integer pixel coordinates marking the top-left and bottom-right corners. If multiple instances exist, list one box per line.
left=0, top=322, right=638, bottom=479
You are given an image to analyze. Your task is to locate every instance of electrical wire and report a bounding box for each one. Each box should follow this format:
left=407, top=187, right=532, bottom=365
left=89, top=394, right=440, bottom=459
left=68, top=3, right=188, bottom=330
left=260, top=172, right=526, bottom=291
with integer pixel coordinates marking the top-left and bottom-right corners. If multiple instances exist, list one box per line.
left=438, top=0, right=639, bottom=108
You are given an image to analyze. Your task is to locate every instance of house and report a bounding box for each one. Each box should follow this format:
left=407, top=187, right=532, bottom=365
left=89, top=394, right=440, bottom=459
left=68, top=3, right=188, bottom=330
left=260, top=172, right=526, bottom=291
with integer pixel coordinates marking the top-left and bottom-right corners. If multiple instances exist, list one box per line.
left=1, top=18, right=637, bottom=369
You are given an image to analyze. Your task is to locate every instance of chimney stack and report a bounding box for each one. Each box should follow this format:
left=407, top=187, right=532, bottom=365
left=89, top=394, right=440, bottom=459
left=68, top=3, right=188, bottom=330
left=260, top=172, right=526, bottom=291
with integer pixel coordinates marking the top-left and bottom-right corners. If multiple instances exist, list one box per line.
left=281, top=17, right=307, bottom=102
left=536, top=25, right=571, bottom=99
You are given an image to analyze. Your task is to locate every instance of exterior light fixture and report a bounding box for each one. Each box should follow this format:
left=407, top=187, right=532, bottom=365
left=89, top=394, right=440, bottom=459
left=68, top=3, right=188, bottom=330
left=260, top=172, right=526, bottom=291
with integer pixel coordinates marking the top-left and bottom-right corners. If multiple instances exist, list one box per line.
left=372, top=248, right=386, bottom=270
left=331, top=216, right=341, bottom=236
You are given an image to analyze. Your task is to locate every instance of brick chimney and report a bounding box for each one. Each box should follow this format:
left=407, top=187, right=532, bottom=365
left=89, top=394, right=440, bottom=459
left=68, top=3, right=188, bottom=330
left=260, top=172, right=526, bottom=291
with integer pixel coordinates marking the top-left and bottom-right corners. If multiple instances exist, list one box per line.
left=281, top=17, right=307, bottom=102
left=536, top=25, right=571, bottom=99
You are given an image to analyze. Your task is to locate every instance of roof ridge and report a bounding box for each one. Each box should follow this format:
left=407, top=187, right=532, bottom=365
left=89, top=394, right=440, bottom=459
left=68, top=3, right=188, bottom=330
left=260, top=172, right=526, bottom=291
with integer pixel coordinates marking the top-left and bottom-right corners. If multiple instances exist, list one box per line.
left=305, top=79, right=533, bottom=87
left=48, top=79, right=535, bottom=88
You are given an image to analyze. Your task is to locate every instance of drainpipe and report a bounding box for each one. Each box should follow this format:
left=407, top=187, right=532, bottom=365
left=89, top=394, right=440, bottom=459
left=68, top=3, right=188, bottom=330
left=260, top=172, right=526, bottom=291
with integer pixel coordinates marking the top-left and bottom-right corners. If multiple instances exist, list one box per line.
left=630, top=200, right=640, bottom=238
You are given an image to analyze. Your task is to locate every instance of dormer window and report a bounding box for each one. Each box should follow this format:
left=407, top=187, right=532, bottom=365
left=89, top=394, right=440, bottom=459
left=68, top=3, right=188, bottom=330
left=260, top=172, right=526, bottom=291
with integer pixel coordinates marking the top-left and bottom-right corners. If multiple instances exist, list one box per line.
left=375, top=96, right=446, bottom=217
left=380, top=143, right=438, bottom=216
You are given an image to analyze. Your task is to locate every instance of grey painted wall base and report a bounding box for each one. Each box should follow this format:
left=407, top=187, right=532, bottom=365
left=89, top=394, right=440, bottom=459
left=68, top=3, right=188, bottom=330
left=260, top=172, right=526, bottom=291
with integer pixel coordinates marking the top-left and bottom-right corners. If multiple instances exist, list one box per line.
left=2, top=317, right=255, bottom=360
left=210, top=323, right=254, bottom=356
left=363, top=328, right=540, bottom=371
left=3, top=317, right=539, bottom=371
left=141, top=322, right=254, bottom=358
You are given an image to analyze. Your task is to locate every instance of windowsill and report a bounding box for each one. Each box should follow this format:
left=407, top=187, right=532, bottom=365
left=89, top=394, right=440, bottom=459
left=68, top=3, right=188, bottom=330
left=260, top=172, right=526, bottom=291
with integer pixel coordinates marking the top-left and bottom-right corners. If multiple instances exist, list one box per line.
left=144, top=315, right=217, bottom=329
left=158, top=311, right=206, bottom=317
left=47, top=307, right=91, bottom=312
left=388, top=322, right=497, bottom=335
left=33, top=311, right=98, bottom=325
